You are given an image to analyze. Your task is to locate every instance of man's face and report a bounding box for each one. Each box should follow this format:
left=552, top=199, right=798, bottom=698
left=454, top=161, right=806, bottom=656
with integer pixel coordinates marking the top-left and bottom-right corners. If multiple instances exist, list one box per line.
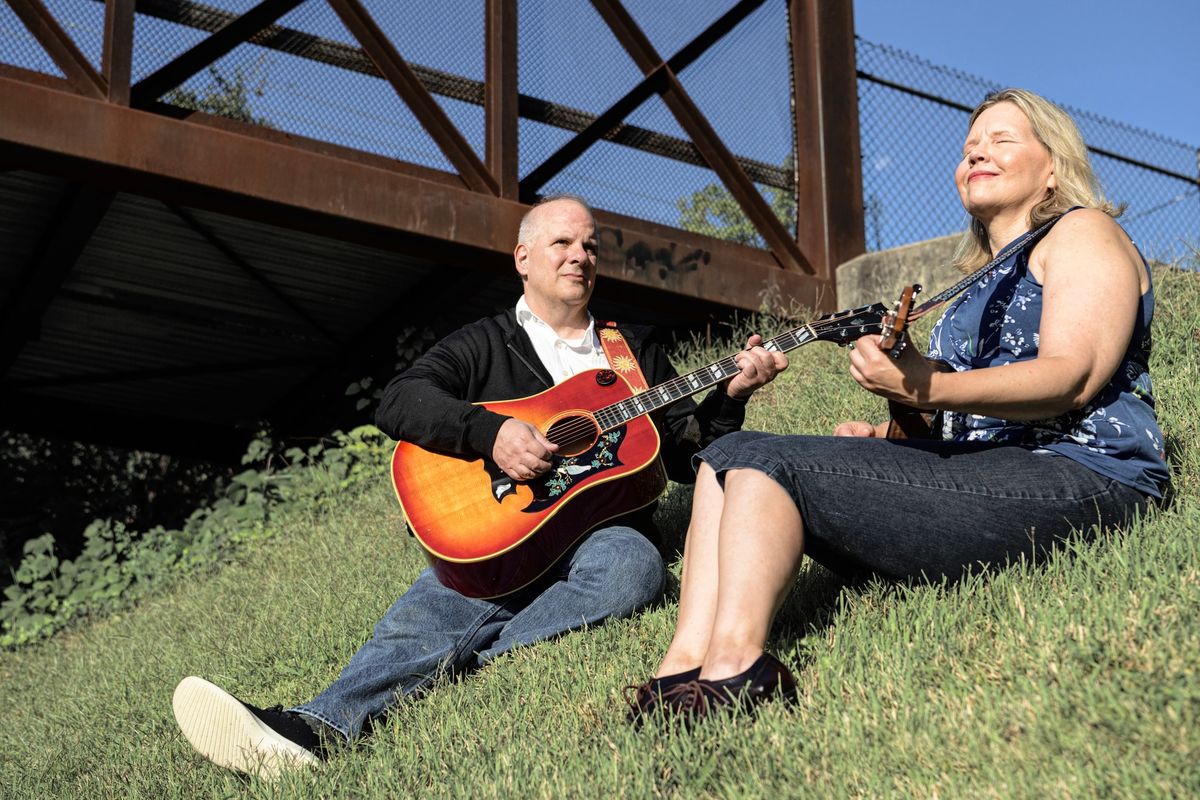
left=514, top=200, right=598, bottom=313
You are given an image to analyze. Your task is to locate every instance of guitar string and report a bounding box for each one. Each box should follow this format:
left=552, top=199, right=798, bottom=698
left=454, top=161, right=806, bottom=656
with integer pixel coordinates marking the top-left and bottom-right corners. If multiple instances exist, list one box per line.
left=543, top=310, right=888, bottom=445
left=541, top=311, right=885, bottom=447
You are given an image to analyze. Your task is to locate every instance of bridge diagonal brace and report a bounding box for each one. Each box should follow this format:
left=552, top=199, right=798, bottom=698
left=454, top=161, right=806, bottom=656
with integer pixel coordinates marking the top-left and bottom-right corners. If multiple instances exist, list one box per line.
left=326, top=0, right=499, bottom=196
left=589, top=0, right=813, bottom=274
left=129, top=0, right=307, bottom=107
left=0, top=183, right=115, bottom=379
left=520, top=0, right=766, bottom=200
left=8, top=0, right=106, bottom=98
left=167, top=204, right=344, bottom=348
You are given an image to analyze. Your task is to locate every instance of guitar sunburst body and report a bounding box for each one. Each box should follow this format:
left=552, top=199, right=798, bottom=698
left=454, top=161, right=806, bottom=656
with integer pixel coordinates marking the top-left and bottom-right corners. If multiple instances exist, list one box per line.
left=391, top=369, right=666, bottom=599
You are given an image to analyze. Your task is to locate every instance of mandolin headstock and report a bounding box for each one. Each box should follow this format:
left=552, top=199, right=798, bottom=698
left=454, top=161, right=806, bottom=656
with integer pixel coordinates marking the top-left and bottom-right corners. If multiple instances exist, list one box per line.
left=879, top=284, right=922, bottom=359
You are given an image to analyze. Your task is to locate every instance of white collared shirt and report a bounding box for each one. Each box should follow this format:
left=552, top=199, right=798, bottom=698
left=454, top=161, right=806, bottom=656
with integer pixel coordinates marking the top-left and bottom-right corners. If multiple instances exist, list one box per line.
left=515, top=296, right=609, bottom=384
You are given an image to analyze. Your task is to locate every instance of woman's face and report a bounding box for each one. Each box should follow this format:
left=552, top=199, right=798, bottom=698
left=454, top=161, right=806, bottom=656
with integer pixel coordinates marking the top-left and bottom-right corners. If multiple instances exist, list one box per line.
left=955, top=102, right=1056, bottom=223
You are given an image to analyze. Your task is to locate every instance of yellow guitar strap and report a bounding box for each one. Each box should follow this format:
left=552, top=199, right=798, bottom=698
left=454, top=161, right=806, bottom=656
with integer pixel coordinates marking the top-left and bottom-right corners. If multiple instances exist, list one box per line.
left=596, top=321, right=649, bottom=392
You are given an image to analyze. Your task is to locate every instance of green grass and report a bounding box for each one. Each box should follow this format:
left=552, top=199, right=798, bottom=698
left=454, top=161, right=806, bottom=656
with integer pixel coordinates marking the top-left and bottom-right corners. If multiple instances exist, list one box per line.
left=2, top=264, right=1198, bottom=799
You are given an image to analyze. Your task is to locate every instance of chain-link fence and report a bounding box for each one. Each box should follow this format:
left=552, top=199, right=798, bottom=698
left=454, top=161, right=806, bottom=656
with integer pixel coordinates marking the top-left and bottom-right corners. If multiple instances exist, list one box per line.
left=857, top=38, right=1200, bottom=260
left=1, top=0, right=799, bottom=246
left=518, top=0, right=795, bottom=242
left=2, top=2, right=1195, bottom=260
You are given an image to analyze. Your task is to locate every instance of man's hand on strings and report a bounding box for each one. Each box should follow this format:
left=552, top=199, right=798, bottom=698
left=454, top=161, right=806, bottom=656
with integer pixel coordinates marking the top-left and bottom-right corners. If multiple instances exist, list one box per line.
left=727, top=334, right=789, bottom=399
left=493, top=418, right=558, bottom=481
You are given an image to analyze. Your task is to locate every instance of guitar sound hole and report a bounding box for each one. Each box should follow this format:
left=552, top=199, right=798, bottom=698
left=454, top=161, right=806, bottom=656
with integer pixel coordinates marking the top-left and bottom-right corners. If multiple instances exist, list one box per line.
left=545, top=415, right=599, bottom=458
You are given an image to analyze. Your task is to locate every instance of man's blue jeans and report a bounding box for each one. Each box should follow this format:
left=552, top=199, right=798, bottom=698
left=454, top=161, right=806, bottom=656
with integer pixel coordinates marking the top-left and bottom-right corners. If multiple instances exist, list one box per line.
left=292, top=525, right=663, bottom=740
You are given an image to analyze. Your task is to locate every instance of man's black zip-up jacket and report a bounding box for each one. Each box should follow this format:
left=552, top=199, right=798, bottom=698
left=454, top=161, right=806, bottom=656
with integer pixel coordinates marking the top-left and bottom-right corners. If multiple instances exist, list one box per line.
left=375, top=309, right=749, bottom=540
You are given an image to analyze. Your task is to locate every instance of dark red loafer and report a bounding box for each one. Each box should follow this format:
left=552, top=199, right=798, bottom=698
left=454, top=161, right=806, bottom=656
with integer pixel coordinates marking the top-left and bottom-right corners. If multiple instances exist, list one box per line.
left=669, top=652, right=797, bottom=722
left=623, top=667, right=701, bottom=726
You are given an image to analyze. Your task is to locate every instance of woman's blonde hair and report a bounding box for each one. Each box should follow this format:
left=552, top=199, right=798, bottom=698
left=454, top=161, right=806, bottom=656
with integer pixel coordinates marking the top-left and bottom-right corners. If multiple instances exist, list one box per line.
left=953, top=88, right=1121, bottom=271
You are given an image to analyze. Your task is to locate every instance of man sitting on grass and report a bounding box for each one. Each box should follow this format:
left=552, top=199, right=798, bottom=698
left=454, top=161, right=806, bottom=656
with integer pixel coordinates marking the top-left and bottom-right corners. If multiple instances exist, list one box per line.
left=170, top=194, right=786, bottom=777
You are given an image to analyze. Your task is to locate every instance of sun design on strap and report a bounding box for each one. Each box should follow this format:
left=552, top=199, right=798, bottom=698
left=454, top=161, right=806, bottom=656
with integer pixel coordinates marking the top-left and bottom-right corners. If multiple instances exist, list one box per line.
left=600, top=328, right=624, bottom=342
left=611, top=354, right=638, bottom=373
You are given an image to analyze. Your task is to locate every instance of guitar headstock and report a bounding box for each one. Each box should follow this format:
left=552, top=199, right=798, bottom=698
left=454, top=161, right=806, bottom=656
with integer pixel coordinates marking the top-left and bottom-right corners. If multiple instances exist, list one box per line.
left=810, top=303, right=889, bottom=345
left=879, top=284, right=922, bottom=359
left=809, top=284, right=922, bottom=351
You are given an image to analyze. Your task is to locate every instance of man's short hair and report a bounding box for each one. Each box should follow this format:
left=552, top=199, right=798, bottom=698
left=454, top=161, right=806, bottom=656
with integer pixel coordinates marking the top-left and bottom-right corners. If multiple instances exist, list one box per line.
left=517, top=194, right=594, bottom=245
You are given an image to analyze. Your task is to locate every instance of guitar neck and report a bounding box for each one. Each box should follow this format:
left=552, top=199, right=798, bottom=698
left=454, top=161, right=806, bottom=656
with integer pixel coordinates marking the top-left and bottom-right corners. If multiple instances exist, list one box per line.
left=593, top=301, right=888, bottom=433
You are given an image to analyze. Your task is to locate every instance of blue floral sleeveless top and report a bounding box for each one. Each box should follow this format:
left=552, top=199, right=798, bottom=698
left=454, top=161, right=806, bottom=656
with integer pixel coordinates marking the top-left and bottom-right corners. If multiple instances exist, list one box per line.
left=926, top=223, right=1169, bottom=498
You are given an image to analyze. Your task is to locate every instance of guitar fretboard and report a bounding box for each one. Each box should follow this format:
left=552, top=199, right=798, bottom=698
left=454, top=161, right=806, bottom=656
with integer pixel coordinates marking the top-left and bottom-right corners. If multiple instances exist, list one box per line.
left=593, top=324, right=824, bottom=432
left=590, top=300, right=896, bottom=433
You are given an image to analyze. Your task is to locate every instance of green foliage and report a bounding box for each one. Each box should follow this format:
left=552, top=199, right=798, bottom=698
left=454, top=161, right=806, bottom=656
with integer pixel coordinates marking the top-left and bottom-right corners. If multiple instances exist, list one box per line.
left=677, top=155, right=796, bottom=245
left=677, top=155, right=890, bottom=250
left=163, top=61, right=270, bottom=125
left=0, top=431, right=230, bottom=583
left=0, top=426, right=391, bottom=648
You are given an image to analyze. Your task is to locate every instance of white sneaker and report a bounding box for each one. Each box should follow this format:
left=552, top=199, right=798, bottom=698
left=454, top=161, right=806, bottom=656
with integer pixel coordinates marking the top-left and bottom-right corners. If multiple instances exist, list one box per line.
left=172, top=676, right=323, bottom=778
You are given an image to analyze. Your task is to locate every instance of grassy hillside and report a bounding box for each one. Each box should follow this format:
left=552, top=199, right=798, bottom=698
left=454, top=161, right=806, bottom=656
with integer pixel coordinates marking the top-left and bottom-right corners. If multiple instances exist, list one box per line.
left=2, top=264, right=1197, bottom=799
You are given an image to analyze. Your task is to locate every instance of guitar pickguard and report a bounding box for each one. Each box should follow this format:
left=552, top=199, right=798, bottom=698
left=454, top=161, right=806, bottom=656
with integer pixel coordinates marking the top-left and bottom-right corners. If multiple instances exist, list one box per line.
left=478, top=427, right=627, bottom=512
left=523, top=428, right=625, bottom=513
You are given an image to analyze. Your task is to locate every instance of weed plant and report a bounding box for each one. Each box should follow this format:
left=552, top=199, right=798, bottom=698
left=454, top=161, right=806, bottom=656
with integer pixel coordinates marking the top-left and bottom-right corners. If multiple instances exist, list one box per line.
left=0, top=264, right=1197, bottom=798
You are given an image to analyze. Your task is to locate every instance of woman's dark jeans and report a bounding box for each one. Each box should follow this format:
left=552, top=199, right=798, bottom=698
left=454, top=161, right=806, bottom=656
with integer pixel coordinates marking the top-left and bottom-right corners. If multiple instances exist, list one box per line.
left=697, top=431, right=1149, bottom=582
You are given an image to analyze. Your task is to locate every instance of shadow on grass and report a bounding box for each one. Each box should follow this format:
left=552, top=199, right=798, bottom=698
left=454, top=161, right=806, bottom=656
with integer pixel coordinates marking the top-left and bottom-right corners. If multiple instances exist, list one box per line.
left=1162, top=431, right=1190, bottom=507
left=651, top=480, right=852, bottom=669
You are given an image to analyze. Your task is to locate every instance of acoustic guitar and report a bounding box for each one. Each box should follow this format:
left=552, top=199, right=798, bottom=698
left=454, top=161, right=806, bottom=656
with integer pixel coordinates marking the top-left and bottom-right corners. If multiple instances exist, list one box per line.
left=391, top=286, right=921, bottom=598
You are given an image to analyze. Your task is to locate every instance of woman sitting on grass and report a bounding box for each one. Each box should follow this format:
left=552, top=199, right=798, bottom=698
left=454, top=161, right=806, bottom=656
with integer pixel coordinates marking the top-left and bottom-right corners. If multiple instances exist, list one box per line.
left=627, top=88, right=1170, bottom=723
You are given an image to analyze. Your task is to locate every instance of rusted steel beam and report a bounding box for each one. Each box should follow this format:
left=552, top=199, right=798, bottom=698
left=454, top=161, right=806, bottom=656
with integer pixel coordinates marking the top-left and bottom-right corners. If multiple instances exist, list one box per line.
left=589, top=0, right=813, bottom=275
left=0, top=77, right=831, bottom=313
left=7, top=0, right=106, bottom=99
left=0, top=62, right=69, bottom=90
left=326, top=0, right=499, bottom=196
left=521, top=0, right=764, bottom=199
left=0, top=183, right=115, bottom=380
left=591, top=207, right=828, bottom=313
left=130, top=0, right=306, bottom=107
left=167, top=204, right=343, bottom=347
left=150, top=99, right=464, bottom=187
left=789, top=0, right=864, bottom=281
left=485, top=0, right=518, bottom=199
left=97, top=0, right=791, bottom=190
left=101, top=0, right=135, bottom=105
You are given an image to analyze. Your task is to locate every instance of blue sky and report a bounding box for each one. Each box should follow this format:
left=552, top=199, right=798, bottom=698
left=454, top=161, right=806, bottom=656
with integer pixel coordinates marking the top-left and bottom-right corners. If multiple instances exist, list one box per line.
left=853, top=0, right=1200, bottom=146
